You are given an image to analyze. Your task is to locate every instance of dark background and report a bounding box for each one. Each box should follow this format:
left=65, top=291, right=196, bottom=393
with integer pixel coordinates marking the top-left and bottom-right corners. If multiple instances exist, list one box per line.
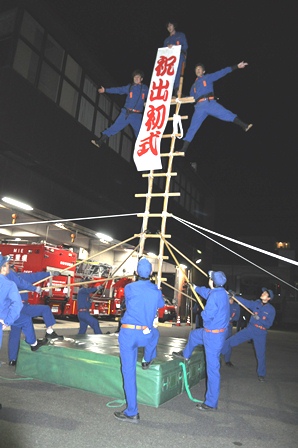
left=43, top=0, right=297, bottom=251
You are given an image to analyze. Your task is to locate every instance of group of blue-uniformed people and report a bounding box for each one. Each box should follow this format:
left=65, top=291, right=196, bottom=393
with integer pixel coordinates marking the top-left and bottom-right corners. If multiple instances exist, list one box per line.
left=0, top=254, right=110, bottom=369
left=0, top=20, right=266, bottom=420
left=0, top=254, right=65, bottom=366
left=173, top=271, right=276, bottom=412
left=1, top=250, right=276, bottom=420
left=91, top=20, right=252, bottom=153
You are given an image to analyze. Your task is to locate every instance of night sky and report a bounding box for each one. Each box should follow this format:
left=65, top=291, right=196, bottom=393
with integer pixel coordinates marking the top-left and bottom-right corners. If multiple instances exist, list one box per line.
left=44, top=0, right=297, bottom=252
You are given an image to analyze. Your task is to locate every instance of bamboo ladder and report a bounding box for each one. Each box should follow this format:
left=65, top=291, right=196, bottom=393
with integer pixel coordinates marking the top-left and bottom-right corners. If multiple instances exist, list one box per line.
left=135, top=61, right=195, bottom=287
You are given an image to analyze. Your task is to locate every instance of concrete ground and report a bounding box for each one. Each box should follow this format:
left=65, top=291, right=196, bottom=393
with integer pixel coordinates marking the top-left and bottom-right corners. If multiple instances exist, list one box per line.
left=0, top=320, right=297, bottom=448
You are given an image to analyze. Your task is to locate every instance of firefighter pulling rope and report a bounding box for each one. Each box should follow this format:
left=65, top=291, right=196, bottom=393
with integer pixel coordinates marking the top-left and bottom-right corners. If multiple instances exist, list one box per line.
left=159, top=234, right=255, bottom=318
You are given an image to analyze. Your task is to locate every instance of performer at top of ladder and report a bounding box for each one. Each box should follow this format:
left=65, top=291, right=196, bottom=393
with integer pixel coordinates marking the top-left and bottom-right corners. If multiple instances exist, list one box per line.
left=163, top=20, right=188, bottom=98
left=178, top=61, right=253, bottom=154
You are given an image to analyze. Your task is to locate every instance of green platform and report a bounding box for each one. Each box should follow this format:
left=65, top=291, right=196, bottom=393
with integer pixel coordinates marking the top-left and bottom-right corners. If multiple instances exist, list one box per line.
left=16, top=335, right=205, bottom=407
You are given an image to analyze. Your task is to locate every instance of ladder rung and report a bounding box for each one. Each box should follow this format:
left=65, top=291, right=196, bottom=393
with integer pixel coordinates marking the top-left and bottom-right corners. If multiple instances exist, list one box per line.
left=167, top=115, right=188, bottom=121
left=152, top=277, right=168, bottom=281
left=170, top=96, right=195, bottom=105
left=160, top=152, right=185, bottom=157
left=137, top=213, right=173, bottom=218
left=135, top=193, right=180, bottom=198
left=134, top=234, right=171, bottom=238
left=162, top=134, right=182, bottom=138
left=142, top=172, right=177, bottom=177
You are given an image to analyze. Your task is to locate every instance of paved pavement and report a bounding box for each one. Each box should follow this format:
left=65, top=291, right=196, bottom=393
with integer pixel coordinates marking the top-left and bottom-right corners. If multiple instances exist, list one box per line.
left=1, top=320, right=298, bottom=448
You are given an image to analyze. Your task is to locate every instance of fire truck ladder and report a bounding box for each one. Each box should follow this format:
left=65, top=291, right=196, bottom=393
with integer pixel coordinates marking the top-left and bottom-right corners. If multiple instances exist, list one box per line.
left=135, top=62, right=195, bottom=287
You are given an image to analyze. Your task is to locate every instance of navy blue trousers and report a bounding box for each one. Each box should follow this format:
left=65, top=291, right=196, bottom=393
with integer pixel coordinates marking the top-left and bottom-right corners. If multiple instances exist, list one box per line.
left=222, top=325, right=268, bottom=377
left=118, top=327, right=160, bottom=416
left=8, top=304, right=55, bottom=361
left=78, top=311, right=102, bottom=334
left=103, top=108, right=142, bottom=139
left=184, top=100, right=237, bottom=142
left=182, top=328, right=227, bottom=408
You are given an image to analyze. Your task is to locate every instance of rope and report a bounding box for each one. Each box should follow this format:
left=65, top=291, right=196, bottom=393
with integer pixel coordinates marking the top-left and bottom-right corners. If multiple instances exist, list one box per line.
left=105, top=362, right=204, bottom=407
left=23, top=233, right=142, bottom=290
left=179, top=362, right=203, bottom=403
left=159, top=234, right=204, bottom=310
left=106, top=399, right=126, bottom=408
left=90, top=243, right=140, bottom=299
left=173, top=215, right=298, bottom=292
left=0, top=212, right=140, bottom=228
left=172, top=113, right=183, bottom=139
left=0, top=375, right=33, bottom=381
left=172, top=214, right=298, bottom=267
left=19, top=273, right=135, bottom=294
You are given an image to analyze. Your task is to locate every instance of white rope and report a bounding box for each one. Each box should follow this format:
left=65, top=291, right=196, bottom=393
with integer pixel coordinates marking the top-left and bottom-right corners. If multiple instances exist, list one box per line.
left=173, top=215, right=298, bottom=292
left=172, top=113, right=183, bottom=139
left=172, top=214, right=298, bottom=267
left=0, top=212, right=140, bottom=228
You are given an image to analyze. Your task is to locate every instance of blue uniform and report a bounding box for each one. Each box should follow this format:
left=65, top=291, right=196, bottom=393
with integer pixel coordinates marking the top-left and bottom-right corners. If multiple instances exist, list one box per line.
left=7, top=271, right=55, bottom=362
left=227, top=301, right=240, bottom=339
left=77, top=287, right=102, bottom=334
left=0, top=275, right=23, bottom=348
left=118, top=279, right=164, bottom=417
left=184, top=66, right=238, bottom=143
left=0, top=274, right=37, bottom=348
left=181, top=286, right=230, bottom=408
left=102, top=83, right=149, bottom=139
left=222, top=296, right=276, bottom=377
left=163, top=31, right=188, bottom=90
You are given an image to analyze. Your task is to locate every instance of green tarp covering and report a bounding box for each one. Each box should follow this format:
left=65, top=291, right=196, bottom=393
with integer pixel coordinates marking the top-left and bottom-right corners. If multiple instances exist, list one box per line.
left=16, top=334, right=205, bottom=407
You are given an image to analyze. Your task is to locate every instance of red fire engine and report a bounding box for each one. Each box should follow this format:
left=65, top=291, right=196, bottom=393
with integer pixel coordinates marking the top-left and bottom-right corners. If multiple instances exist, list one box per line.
left=74, top=262, right=133, bottom=320
left=0, top=243, right=77, bottom=316
left=89, top=276, right=133, bottom=320
left=0, top=243, right=133, bottom=321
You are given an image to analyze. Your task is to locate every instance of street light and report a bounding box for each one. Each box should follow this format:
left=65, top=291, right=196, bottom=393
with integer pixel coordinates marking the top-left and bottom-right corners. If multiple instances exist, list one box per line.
left=96, top=232, right=113, bottom=243
left=2, top=196, right=33, bottom=211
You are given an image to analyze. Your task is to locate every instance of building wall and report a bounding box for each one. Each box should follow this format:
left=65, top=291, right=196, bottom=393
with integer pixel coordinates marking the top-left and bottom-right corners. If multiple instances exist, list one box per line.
left=0, top=0, right=215, bottom=265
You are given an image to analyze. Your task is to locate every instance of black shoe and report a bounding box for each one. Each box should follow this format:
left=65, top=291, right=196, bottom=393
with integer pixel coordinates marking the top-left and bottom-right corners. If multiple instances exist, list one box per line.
left=91, top=139, right=100, bottom=148
left=31, top=339, right=48, bottom=351
left=45, top=331, right=63, bottom=340
left=9, top=360, right=16, bottom=366
left=245, top=123, right=253, bottom=132
left=142, top=360, right=153, bottom=370
left=91, top=135, right=108, bottom=148
left=105, top=331, right=111, bottom=335
left=114, top=411, right=140, bottom=424
left=175, top=140, right=190, bottom=154
left=196, top=402, right=217, bottom=411
left=172, top=351, right=188, bottom=361
left=225, top=361, right=234, bottom=367
left=258, top=376, right=265, bottom=382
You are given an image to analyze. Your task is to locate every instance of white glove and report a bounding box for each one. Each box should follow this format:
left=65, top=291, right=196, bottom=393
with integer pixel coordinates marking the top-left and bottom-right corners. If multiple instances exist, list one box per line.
left=192, top=284, right=197, bottom=290
left=153, top=317, right=159, bottom=328
left=35, top=286, right=42, bottom=294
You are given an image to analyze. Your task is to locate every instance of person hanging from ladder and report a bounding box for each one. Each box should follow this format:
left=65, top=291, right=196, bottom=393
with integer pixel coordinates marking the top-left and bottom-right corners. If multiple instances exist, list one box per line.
left=91, top=70, right=148, bottom=148
left=178, top=61, right=253, bottom=153
left=163, top=20, right=188, bottom=97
